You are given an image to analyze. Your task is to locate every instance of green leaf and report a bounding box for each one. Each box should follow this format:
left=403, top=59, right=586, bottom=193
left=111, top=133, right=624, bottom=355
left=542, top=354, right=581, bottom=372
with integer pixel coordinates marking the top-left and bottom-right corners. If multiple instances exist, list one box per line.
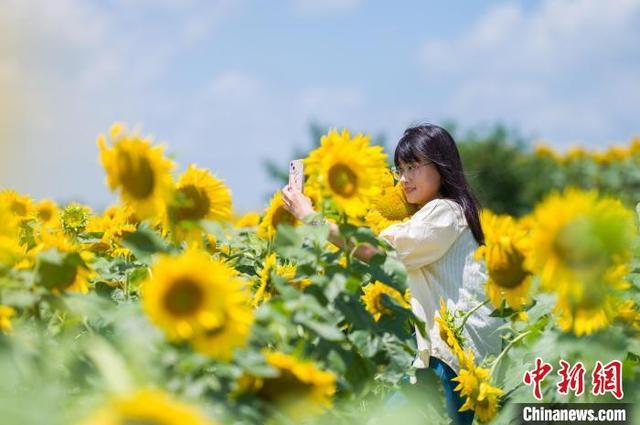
left=35, top=250, right=84, bottom=290
left=296, top=317, right=345, bottom=342
left=94, top=281, right=115, bottom=299
left=273, top=225, right=304, bottom=258
left=121, top=223, right=170, bottom=264
left=234, top=349, right=278, bottom=377
left=324, top=273, right=346, bottom=302
left=349, top=330, right=380, bottom=358
left=127, top=266, right=149, bottom=289
left=335, top=294, right=376, bottom=330
left=399, top=368, right=450, bottom=424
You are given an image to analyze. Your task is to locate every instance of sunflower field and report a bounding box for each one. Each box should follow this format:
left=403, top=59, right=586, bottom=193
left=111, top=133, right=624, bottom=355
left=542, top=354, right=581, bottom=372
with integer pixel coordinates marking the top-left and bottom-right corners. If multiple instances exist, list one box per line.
left=0, top=124, right=639, bottom=425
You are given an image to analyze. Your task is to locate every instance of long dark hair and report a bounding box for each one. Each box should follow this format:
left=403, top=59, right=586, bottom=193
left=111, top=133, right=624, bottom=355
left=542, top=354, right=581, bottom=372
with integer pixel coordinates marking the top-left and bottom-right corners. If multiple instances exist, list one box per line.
left=394, top=124, right=484, bottom=246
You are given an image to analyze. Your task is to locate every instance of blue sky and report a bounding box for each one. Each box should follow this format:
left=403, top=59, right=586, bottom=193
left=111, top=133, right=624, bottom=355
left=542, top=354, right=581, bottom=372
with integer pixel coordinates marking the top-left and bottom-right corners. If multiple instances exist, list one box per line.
left=1, top=0, right=638, bottom=212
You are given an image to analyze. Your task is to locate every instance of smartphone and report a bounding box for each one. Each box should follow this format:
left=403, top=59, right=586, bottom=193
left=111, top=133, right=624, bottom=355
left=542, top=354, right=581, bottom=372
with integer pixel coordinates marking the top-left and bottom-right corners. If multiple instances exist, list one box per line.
left=289, top=159, right=304, bottom=193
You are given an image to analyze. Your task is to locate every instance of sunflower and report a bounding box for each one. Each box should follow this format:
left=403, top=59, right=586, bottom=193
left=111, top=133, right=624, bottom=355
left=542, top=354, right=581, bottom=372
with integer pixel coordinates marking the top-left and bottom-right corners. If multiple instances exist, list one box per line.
left=554, top=263, right=629, bottom=336
left=31, top=230, right=95, bottom=293
left=234, top=211, right=261, bottom=228
left=168, top=165, right=232, bottom=228
left=453, top=349, right=503, bottom=423
left=527, top=189, right=634, bottom=335
left=533, top=142, right=561, bottom=162
left=472, top=382, right=504, bottom=423
left=0, top=203, right=24, bottom=267
left=240, top=351, right=336, bottom=419
left=141, top=249, right=253, bottom=359
left=0, top=305, right=16, bottom=334
left=104, top=203, right=139, bottom=224
left=527, top=189, right=634, bottom=290
left=78, top=389, right=217, bottom=425
left=563, top=146, right=588, bottom=163
left=60, top=202, right=92, bottom=235
left=453, top=356, right=490, bottom=398
left=0, top=190, right=35, bottom=219
left=253, top=253, right=309, bottom=306
left=365, top=181, right=418, bottom=235
left=373, top=178, right=417, bottom=220
left=257, top=191, right=298, bottom=240
left=604, top=145, right=630, bottom=163
left=592, top=151, right=609, bottom=165
left=35, top=199, right=60, bottom=229
left=97, top=124, right=175, bottom=220
left=86, top=205, right=136, bottom=257
left=361, top=281, right=410, bottom=321
left=304, top=129, right=388, bottom=219
left=475, top=210, right=533, bottom=311
left=435, top=298, right=465, bottom=358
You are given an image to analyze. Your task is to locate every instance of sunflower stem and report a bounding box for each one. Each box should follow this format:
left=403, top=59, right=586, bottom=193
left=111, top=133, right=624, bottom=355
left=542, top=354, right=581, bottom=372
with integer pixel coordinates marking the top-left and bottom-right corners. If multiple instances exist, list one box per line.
left=341, top=213, right=352, bottom=267
left=489, top=330, right=532, bottom=377
left=456, top=299, right=489, bottom=333
left=124, top=270, right=130, bottom=301
left=33, top=300, right=41, bottom=321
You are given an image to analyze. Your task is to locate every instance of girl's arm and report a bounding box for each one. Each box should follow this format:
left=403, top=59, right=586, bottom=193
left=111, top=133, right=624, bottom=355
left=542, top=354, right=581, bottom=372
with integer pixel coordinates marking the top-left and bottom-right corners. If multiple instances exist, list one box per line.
left=281, top=185, right=383, bottom=263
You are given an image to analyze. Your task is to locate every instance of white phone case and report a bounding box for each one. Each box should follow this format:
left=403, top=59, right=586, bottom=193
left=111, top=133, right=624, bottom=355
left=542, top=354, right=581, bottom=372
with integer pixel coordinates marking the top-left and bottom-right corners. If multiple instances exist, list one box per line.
left=289, top=159, right=304, bottom=192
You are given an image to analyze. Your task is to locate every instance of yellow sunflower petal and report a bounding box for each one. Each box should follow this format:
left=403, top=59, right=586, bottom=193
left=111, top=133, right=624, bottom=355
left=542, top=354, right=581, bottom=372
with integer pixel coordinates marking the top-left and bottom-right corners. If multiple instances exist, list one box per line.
left=97, top=125, right=175, bottom=219
left=304, top=129, right=388, bottom=219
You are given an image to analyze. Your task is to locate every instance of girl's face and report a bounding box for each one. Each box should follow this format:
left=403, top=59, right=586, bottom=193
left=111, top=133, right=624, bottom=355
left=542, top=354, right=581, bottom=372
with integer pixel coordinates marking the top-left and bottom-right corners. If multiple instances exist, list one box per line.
left=397, top=159, right=441, bottom=206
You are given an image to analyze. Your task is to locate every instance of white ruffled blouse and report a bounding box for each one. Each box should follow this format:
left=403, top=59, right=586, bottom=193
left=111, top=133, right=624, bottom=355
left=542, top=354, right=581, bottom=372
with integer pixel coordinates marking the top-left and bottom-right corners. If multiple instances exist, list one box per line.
left=379, top=198, right=502, bottom=373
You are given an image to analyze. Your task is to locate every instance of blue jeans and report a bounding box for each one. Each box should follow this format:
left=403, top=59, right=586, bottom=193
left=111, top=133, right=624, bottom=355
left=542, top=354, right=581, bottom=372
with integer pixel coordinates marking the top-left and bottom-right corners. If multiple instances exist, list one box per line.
left=426, top=357, right=474, bottom=425
left=385, top=357, right=474, bottom=425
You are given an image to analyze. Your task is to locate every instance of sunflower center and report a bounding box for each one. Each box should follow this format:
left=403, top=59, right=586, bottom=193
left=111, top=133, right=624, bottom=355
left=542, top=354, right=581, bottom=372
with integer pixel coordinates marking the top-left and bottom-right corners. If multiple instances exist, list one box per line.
left=173, top=185, right=211, bottom=222
left=553, top=219, right=605, bottom=270
left=271, top=206, right=296, bottom=228
left=328, top=163, right=358, bottom=198
left=163, top=278, right=204, bottom=316
left=38, top=208, right=53, bottom=222
left=488, top=248, right=529, bottom=289
left=10, top=200, right=27, bottom=216
left=118, top=151, right=155, bottom=199
left=256, top=370, right=314, bottom=404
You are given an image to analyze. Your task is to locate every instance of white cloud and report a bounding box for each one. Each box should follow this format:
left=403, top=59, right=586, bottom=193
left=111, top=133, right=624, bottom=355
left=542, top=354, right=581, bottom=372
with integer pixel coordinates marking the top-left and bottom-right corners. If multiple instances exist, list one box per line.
left=418, top=0, right=640, bottom=147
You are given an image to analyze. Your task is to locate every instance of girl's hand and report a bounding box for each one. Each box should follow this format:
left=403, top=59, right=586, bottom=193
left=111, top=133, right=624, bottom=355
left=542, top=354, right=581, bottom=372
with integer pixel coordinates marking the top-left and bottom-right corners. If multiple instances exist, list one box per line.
left=281, top=184, right=316, bottom=221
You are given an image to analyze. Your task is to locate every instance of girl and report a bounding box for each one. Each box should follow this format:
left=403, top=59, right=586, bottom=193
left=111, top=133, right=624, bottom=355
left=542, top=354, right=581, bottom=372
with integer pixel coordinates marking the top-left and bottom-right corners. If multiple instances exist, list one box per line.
left=281, top=124, right=502, bottom=425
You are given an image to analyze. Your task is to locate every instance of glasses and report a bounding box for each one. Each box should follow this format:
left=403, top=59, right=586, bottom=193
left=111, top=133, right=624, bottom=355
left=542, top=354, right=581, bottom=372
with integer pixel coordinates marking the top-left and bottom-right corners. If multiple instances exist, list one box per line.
left=391, top=160, right=433, bottom=180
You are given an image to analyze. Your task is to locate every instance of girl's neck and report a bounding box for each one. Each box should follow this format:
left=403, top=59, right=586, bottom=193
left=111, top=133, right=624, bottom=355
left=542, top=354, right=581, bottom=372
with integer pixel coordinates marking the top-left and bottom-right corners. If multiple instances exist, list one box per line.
left=417, top=193, right=442, bottom=209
